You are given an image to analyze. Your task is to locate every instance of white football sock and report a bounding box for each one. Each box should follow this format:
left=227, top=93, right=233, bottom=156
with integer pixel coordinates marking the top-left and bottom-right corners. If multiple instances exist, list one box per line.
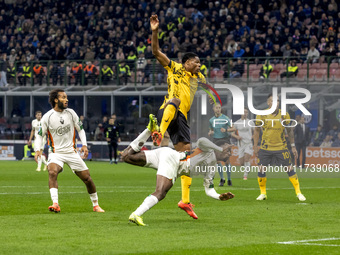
left=89, top=192, right=99, bottom=207
left=134, top=195, right=158, bottom=216
left=130, top=129, right=151, bottom=152
left=244, top=162, right=251, bottom=177
left=50, top=188, right=58, bottom=204
left=37, top=157, right=42, bottom=169
left=41, top=155, right=47, bottom=165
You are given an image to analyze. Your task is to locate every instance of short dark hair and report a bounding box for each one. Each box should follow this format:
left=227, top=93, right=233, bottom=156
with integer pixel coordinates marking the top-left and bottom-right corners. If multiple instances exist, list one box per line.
left=35, top=111, right=42, bottom=115
left=267, top=93, right=272, bottom=99
left=49, top=89, right=65, bottom=108
left=182, top=52, right=198, bottom=64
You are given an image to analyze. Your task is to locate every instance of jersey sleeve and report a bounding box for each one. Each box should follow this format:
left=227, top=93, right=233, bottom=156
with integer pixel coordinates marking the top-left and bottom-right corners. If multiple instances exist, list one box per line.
left=69, top=109, right=87, bottom=146
left=69, top=109, right=83, bottom=132
left=282, top=112, right=291, bottom=125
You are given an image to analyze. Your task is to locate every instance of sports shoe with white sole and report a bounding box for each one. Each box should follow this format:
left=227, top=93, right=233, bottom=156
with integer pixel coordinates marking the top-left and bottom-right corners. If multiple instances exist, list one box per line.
left=129, top=212, right=146, bottom=226
left=297, top=193, right=306, bottom=201
left=256, top=194, right=267, bottom=200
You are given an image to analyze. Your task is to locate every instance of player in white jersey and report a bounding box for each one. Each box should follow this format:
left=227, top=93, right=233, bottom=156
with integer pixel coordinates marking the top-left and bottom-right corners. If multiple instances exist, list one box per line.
left=232, top=109, right=254, bottom=180
left=34, top=89, right=104, bottom=213
left=28, top=111, right=47, bottom=171
left=122, top=115, right=235, bottom=226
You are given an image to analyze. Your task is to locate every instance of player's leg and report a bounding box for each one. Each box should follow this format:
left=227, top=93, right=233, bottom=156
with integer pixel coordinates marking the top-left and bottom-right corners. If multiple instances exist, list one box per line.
left=174, top=142, right=193, bottom=204
left=113, top=141, right=118, bottom=164
left=48, top=162, right=63, bottom=212
left=276, top=149, right=306, bottom=201
left=226, top=158, right=232, bottom=186
left=75, top=169, right=105, bottom=212
left=153, top=98, right=181, bottom=145
left=217, top=161, right=226, bottom=186
left=256, top=149, right=270, bottom=200
left=243, top=152, right=252, bottom=180
left=130, top=175, right=173, bottom=226
left=108, top=142, right=113, bottom=164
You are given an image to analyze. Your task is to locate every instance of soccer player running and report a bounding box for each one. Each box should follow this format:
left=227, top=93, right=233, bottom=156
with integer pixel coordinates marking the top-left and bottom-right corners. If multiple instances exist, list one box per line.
left=123, top=115, right=235, bottom=226
left=232, top=108, right=254, bottom=180
left=34, top=89, right=105, bottom=213
left=28, top=110, right=48, bottom=171
left=253, top=94, right=306, bottom=201
left=208, top=103, right=234, bottom=186
left=150, top=14, right=206, bottom=219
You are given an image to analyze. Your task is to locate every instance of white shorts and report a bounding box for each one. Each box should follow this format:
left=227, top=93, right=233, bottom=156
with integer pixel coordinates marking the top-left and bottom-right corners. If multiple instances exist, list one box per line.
left=238, top=143, right=253, bottom=158
left=33, top=137, right=47, bottom=151
left=144, top=147, right=180, bottom=183
left=48, top=152, right=88, bottom=172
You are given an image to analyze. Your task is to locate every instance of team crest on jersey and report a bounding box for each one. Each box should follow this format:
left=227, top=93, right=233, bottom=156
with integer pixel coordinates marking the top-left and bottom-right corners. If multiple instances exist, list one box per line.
left=60, top=117, right=64, bottom=124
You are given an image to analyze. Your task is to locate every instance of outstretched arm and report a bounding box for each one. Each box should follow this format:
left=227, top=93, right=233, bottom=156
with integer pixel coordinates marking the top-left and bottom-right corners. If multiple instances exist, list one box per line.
left=150, top=15, right=170, bottom=67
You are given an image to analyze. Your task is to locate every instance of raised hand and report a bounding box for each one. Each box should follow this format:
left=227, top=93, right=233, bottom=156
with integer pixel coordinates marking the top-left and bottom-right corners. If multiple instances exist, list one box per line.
left=150, top=14, right=159, bottom=31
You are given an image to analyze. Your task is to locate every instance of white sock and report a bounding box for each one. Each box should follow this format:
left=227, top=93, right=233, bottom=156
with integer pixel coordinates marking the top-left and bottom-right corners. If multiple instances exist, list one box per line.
left=134, top=195, right=158, bottom=216
left=130, top=129, right=151, bottom=152
left=37, top=157, right=42, bottom=169
left=89, top=192, right=99, bottom=207
left=50, top=188, right=58, bottom=204
left=244, top=162, right=251, bottom=177
left=41, top=155, right=47, bottom=165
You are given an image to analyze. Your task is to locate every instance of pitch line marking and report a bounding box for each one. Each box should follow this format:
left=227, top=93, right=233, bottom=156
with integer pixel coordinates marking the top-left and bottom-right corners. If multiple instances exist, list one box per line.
left=277, top=237, right=340, bottom=247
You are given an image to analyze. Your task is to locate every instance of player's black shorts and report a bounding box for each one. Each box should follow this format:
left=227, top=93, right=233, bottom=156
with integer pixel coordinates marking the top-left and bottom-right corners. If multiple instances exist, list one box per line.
left=258, top=149, right=293, bottom=166
left=157, top=108, right=190, bottom=145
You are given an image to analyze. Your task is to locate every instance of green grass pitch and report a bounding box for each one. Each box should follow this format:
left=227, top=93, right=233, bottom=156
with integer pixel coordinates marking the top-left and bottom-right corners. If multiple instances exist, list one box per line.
left=0, top=161, right=339, bottom=254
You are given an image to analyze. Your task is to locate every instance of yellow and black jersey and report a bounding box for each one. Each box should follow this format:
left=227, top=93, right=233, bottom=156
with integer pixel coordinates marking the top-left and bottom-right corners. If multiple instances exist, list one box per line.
left=160, top=60, right=206, bottom=119
left=255, top=109, right=290, bottom=151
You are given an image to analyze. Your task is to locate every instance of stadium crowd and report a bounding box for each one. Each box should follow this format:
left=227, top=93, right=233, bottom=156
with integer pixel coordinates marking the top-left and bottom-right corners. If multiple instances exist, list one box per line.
left=0, top=0, right=339, bottom=86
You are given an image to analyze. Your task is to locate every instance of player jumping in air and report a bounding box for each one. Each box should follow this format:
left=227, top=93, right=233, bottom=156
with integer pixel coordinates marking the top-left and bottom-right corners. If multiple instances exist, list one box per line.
left=150, top=14, right=207, bottom=219
left=122, top=114, right=235, bottom=226
left=253, top=94, right=306, bottom=201
left=34, top=89, right=105, bottom=213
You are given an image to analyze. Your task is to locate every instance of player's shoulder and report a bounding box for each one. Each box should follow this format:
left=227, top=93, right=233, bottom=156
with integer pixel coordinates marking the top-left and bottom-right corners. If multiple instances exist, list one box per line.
left=64, top=108, right=78, bottom=117
left=42, top=109, right=55, bottom=121
left=221, top=114, right=230, bottom=120
left=166, top=60, right=182, bottom=71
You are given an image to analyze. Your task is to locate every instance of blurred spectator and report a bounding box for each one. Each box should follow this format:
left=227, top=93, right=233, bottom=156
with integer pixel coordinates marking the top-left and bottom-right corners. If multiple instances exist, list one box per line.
left=259, top=60, right=273, bottom=82
left=136, top=53, right=147, bottom=84
left=320, top=135, right=333, bottom=147
left=234, top=45, right=245, bottom=58
left=0, top=53, right=8, bottom=87
left=50, top=63, right=59, bottom=86
left=280, top=60, right=298, bottom=81
left=33, top=63, right=45, bottom=86
left=7, top=62, right=16, bottom=84
left=18, top=62, right=32, bottom=86
left=229, top=58, right=244, bottom=79
left=327, top=125, right=339, bottom=141
left=310, top=125, right=326, bottom=147
left=331, top=133, right=340, bottom=147
left=118, top=61, right=131, bottom=85
left=70, top=62, right=83, bottom=86
left=101, top=64, right=114, bottom=85
left=83, top=61, right=97, bottom=86
left=307, top=45, right=320, bottom=63
left=79, top=115, right=89, bottom=132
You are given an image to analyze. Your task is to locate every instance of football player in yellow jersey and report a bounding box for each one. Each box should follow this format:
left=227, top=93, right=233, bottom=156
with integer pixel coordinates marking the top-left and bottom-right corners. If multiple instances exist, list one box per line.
left=150, top=14, right=206, bottom=219
left=253, top=94, right=306, bottom=201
